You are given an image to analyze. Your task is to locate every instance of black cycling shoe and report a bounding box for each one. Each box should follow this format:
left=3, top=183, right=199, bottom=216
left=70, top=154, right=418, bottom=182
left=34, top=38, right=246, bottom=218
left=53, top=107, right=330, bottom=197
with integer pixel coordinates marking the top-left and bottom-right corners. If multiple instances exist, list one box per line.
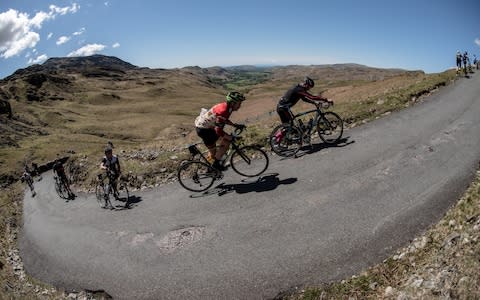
left=212, top=161, right=227, bottom=172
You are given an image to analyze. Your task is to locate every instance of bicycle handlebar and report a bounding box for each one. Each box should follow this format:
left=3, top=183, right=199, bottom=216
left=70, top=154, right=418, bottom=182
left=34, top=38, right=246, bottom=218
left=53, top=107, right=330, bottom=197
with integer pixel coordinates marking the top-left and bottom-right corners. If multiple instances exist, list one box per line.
left=233, top=126, right=245, bottom=137
left=312, top=100, right=334, bottom=109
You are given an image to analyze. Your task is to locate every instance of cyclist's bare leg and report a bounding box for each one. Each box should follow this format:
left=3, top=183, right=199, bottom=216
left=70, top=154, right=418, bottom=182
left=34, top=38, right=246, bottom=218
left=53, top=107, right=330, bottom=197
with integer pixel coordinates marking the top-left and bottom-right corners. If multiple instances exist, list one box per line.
left=206, top=144, right=216, bottom=163
left=215, top=137, right=231, bottom=161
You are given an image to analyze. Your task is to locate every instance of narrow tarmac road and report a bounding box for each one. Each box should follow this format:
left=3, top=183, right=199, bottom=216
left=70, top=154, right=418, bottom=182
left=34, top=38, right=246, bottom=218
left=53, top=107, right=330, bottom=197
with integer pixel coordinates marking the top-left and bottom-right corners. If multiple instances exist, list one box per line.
left=20, top=73, right=480, bottom=299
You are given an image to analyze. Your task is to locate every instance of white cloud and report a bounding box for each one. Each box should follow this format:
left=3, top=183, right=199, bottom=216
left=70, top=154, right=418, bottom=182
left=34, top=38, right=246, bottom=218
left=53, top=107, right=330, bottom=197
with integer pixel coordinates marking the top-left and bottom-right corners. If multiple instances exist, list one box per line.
left=112, top=42, right=120, bottom=48
left=73, top=27, right=85, bottom=36
left=104, top=2, right=110, bottom=7
left=47, top=32, right=53, bottom=40
left=56, top=36, right=71, bottom=45
left=49, top=3, right=80, bottom=16
left=475, top=38, right=480, bottom=47
left=67, top=43, right=106, bottom=57
left=28, top=54, right=48, bottom=64
left=0, top=4, right=79, bottom=58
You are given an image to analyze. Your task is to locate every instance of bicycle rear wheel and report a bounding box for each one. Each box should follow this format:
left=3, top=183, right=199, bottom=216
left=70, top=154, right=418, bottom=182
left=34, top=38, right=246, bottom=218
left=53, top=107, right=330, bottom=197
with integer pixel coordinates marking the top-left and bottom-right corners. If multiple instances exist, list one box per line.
left=95, top=182, right=107, bottom=208
left=269, top=123, right=303, bottom=157
left=177, top=161, right=217, bottom=192
left=55, top=180, right=69, bottom=199
left=317, top=112, right=343, bottom=144
left=230, top=146, right=269, bottom=177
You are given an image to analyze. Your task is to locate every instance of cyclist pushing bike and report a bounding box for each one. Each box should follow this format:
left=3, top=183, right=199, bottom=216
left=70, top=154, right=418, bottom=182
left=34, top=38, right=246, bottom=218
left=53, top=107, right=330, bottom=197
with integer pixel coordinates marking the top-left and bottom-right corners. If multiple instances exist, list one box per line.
left=100, top=146, right=121, bottom=199
left=194, top=91, right=246, bottom=171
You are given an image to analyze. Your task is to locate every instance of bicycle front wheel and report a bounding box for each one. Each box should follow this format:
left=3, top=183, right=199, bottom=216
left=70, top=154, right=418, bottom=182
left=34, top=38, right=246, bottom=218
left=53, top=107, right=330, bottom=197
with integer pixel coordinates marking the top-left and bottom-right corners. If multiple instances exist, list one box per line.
left=317, top=112, right=343, bottom=144
left=177, top=161, right=216, bottom=192
left=116, top=181, right=130, bottom=208
left=230, top=146, right=269, bottom=177
left=269, top=123, right=303, bottom=157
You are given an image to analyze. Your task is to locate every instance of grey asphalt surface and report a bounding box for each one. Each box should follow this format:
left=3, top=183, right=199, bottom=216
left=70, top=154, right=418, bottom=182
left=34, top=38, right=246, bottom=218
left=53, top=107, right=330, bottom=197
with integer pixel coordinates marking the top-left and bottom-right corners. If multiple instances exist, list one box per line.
left=20, top=72, right=480, bottom=299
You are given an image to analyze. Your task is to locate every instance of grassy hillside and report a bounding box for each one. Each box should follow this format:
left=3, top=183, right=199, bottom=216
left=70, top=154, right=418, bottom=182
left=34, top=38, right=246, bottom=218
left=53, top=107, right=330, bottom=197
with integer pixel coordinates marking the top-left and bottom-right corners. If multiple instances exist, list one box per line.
left=0, top=55, right=466, bottom=299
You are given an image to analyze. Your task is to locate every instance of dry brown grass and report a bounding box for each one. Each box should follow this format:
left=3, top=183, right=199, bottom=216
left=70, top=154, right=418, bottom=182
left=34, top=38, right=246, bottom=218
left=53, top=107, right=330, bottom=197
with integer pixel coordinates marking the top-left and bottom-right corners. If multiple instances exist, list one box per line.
left=0, top=61, right=465, bottom=299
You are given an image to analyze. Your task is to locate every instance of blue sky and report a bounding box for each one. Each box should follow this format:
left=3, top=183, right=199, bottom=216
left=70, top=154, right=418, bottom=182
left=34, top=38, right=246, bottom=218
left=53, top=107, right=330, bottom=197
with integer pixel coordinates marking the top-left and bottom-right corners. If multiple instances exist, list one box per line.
left=1, top=0, right=479, bottom=79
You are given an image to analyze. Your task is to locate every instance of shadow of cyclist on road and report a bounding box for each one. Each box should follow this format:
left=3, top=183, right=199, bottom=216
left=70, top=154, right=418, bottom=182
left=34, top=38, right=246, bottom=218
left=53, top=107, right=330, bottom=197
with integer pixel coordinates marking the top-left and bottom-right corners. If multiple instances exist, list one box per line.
left=295, top=136, right=354, bottom=158
left=111, top=195, right=143, bottom=210
left=190, top=173, right=297, bottom=197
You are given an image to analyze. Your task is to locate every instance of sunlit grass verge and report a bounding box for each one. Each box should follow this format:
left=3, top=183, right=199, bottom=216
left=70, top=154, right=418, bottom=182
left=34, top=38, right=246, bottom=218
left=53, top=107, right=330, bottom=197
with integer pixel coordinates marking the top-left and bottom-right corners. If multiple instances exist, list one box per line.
left=286, top=169, right=480, bottom=300
left=334, top=70, right=457, bottom=126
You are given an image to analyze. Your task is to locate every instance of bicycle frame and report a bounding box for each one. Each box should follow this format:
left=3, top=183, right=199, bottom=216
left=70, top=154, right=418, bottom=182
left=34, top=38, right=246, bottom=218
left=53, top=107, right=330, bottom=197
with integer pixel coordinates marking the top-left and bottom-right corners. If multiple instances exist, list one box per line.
left=291, top=102, right=327, bottom=134
left=188, top=135, right=244, bottom=167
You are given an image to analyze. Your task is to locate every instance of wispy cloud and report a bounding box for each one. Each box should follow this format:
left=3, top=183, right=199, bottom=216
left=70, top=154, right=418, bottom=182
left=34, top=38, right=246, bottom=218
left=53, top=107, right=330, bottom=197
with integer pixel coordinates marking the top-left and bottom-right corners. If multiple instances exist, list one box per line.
left=0, top=3, right=80, bottom=58
left=104, top=2, right=110, bottom=7
left=112, top=42, right=120, bottom=48
left=56, top=36, right=71, bottom=45
left=28, top=54, right=48, bottom=64
left=73, top=27, right=85, bottom=36
left=49, top=4, right=80, bottom=16
left=47, top=32, right=53, bottom=40
left=67, top=43, right=106, bottom=57
left=475, top=38, right=480, bottom=47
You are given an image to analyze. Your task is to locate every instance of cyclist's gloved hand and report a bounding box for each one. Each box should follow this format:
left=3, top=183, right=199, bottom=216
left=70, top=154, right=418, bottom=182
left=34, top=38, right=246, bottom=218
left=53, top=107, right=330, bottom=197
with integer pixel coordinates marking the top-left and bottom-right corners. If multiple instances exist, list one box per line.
left=234, top=123, right=246, bottom=130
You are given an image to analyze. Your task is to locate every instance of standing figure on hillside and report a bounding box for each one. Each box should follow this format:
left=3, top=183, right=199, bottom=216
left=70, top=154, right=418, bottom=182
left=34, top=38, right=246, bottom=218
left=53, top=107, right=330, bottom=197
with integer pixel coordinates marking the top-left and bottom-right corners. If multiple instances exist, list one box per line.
left=194, top=91, right=246, bottom=171
left=456, top=51, right=463, bottom=73
left=100, top=146, right=121, bottom=199
left=276, top=76, right=331, bottom=125
left=462, top=51, right=469, bottom=75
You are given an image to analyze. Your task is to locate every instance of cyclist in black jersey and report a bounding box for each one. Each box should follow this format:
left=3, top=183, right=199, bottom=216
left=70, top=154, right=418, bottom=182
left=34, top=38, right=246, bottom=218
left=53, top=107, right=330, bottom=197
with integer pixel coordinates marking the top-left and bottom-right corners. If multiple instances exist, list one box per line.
left=53, top=158, right=75, bottom=199
left=277, top=76, right=331, bottom=123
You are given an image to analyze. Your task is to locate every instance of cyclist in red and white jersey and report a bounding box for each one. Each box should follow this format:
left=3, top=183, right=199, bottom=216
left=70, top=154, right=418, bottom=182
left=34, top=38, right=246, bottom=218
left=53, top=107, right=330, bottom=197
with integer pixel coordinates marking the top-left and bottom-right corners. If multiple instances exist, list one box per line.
left=194, top=91, right=246, bottom=171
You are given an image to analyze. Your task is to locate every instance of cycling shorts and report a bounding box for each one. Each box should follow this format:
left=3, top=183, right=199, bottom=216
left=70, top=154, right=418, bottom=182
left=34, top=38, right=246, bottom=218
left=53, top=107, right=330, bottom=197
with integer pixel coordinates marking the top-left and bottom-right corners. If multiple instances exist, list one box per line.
left=196, top=127, right=218, bottom=146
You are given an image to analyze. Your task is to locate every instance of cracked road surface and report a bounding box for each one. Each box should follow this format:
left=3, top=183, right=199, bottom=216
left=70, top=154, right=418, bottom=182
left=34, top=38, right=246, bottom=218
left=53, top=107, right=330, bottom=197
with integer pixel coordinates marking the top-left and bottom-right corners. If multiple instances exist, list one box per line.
left=20, top=73, right=480, bottom=299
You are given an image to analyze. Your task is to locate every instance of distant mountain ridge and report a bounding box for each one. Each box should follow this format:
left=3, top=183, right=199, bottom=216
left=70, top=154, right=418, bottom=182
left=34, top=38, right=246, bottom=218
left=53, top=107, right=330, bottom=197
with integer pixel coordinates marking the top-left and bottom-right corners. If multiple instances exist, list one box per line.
left=0, top=54, right=422, bottom=104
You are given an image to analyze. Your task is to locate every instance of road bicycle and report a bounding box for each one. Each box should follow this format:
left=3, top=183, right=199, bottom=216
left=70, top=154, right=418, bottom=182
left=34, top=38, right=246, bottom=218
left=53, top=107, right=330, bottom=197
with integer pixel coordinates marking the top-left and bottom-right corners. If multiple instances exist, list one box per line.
left=54, top=175, right=71, bottom=199
left=269, top=100, right=343, bottom=157
left=95, top=170, right=130, bottom=209
left=177, top=127, right=269, bottom=192
left=21, top=171, right=36, bottom=197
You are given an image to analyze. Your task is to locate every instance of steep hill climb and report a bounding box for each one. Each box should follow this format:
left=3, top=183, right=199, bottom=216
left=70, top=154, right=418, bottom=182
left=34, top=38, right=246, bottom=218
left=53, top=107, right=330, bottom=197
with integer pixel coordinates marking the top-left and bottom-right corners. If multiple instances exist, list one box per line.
left=19, top=72, right=480, bottom=299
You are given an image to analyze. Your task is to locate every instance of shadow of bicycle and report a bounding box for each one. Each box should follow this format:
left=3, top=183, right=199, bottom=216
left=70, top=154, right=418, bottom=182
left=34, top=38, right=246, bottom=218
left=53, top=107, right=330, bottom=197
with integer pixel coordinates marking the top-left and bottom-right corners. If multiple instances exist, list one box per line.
left=294, top=136, right=355, bottom=157
left=190, top=173, right=297, bottom=198
left=110, top=195, right=143, bottom=210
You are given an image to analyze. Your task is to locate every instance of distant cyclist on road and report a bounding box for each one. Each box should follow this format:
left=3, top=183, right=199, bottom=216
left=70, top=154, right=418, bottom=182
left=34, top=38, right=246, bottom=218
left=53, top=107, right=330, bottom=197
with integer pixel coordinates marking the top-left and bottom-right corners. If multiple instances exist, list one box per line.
left=276, top=76, right=332, bottom=124
left=194, top=91, right=246, bottom=171
left=21, top=165, right=36, bottom=197
left=100, top=146, right=121, bottom=198
left=53, top=158, right=75, bottom=199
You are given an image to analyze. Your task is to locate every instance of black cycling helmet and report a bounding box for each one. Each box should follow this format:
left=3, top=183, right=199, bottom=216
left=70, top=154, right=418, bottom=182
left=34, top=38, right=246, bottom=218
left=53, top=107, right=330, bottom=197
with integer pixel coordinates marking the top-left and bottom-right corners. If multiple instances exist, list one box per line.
left=226, top=91, right=246, bottom=104
left=304, top=76, right=314, bottom=87
left=104, top=146, right=113, bottom=154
